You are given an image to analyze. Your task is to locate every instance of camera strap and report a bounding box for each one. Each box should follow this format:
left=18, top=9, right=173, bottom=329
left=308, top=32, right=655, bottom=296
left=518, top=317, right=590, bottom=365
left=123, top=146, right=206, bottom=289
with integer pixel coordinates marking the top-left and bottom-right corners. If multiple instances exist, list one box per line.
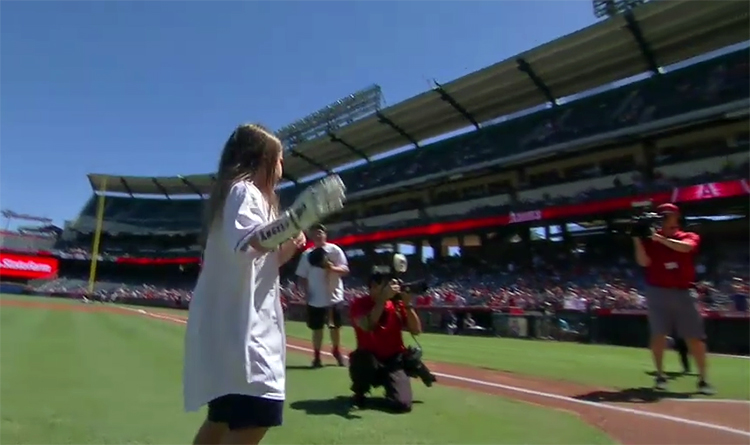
left=409, top=332, right=423, bottom=350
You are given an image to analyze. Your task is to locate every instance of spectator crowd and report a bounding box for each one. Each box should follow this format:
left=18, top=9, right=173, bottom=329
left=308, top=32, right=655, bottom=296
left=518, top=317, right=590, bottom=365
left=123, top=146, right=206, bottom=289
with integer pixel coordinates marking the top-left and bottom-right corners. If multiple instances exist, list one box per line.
left=31, top=245, right=749, bottom=314
left=37, top=228, right=750, bottom=314
left=277, top=244, right=749, bottom=314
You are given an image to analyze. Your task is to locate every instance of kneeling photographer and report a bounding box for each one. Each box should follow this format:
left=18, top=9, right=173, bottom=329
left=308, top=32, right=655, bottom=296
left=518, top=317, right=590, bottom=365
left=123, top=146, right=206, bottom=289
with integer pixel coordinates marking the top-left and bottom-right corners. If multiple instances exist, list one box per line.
left=348, top=254, right=437, bottom=413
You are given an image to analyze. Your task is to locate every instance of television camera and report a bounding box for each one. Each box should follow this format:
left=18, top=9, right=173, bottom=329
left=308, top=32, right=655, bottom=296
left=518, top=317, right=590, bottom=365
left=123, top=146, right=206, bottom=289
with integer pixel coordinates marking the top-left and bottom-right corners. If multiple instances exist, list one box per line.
left=628, top=212, right=663, bottom=239
left=610, top=210, right=663, bottom=240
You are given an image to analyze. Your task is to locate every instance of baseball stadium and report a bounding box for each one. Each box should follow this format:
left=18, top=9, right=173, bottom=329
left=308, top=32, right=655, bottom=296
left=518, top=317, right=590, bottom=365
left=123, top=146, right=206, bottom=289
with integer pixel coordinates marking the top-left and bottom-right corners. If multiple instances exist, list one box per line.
left=2, top=1, right=750, bottom=444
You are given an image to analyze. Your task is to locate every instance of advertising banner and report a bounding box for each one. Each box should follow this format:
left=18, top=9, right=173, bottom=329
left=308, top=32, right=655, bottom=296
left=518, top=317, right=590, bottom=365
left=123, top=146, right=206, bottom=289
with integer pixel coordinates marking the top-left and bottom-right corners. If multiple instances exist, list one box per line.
left=0, top=253, right=58, bottom=279
left=328, top=179, right=749, bottom=246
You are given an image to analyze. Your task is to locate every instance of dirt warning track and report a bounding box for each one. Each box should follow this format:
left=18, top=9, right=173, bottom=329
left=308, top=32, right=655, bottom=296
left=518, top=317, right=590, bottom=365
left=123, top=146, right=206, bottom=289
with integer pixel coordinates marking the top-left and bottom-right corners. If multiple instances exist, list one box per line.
left=4, top=299, right=749, bottom=444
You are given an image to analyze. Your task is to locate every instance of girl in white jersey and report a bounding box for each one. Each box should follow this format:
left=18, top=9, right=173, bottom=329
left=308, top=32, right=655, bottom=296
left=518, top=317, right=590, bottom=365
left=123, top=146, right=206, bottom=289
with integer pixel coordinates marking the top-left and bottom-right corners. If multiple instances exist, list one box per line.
left=183, top=124, right=346, bottom=445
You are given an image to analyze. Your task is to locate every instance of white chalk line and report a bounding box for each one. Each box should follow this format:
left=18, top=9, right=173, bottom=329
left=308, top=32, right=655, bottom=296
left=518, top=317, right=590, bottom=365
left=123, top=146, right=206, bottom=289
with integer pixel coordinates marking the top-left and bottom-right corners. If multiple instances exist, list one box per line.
left=713, top=353, right=750, bottom=360
left=120, top=306, right=750, bottom=438
left=669, top=398, right=750, bottom=404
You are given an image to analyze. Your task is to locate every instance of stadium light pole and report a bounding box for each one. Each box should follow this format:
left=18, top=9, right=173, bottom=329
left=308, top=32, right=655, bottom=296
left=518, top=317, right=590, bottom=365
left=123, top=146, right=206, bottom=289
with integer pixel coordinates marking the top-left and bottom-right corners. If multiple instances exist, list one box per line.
left=87, top=178, right=108, bottom=295
left=592, top=0, right=649, bottom=19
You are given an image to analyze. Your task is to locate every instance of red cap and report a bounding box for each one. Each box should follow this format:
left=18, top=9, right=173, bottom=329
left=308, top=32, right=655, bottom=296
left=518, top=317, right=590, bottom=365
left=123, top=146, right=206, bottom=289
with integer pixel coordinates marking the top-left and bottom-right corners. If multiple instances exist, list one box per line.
left=657, top=203, right=680, bottom=214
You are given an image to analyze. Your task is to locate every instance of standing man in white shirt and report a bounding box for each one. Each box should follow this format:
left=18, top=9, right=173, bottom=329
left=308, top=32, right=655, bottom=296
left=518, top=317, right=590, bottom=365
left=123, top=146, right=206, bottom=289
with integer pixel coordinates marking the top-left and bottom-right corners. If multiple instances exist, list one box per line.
left=296, top=223, right=349, bottom=368
left=183, top=124, right=346, bottom=445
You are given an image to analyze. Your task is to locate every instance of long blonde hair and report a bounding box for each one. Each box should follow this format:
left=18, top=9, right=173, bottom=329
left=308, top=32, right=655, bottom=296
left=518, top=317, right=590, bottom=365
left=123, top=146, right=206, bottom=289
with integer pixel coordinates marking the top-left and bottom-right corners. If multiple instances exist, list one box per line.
left=201, top=123, right=282, bottom=245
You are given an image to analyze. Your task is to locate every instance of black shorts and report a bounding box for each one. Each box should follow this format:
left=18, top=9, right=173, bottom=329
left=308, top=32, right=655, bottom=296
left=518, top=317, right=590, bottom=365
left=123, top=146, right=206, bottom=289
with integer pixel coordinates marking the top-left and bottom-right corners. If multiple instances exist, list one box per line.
left=306, top=303, right=343, bottom=330
left=207, top=394, right=284, bottom=430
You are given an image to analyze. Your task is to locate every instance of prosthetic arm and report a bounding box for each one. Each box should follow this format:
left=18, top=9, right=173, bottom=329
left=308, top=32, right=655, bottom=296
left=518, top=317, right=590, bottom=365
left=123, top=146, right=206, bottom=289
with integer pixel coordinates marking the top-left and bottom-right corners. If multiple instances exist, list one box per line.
left=237, top=175, right=347, bottom=251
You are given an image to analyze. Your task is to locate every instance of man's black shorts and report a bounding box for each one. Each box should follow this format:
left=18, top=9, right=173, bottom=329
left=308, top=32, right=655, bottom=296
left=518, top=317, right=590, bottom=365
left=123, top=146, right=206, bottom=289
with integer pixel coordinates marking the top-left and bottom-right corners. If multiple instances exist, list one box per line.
left=306, top=303, right=343, bottom=330
left=207, top=394, right=284, bottom=430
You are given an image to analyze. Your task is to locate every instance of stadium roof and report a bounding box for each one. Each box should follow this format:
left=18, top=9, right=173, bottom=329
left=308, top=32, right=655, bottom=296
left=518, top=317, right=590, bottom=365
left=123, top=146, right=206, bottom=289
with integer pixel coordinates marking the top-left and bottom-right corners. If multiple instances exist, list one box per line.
left=88, top=0, right=748, bottom=196
left=279, top=0, right=748, bottom=180
left=87, top=173, right=214, bottom=197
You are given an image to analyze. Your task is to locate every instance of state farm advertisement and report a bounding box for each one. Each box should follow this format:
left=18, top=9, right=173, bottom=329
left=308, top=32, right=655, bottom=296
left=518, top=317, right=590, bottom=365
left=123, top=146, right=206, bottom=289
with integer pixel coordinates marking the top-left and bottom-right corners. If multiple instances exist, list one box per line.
left=0, top=253, right=58, bottom=280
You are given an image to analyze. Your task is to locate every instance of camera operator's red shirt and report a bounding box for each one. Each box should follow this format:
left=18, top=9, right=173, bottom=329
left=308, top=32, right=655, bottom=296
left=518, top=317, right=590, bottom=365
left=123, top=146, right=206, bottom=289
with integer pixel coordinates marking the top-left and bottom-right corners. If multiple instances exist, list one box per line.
left=643, top=230, right=700, bottom=289
left=349, top=296, right=407, bottom=360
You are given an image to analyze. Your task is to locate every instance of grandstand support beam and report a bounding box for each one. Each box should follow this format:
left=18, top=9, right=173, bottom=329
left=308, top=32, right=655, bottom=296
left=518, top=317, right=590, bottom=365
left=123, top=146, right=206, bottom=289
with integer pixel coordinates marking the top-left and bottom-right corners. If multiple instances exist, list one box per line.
left=328, top=132, right=370, bottom=162
left=178, top=176, right=204, bottom=198
left=516, top=58, right=558, bottom=107
left=119, top=177, right=134, bottom=198
left=151, top=178, right=171, bottom=200
left=432, top=80, right=480, bottom=130
left=624, top=10, right=660, bottom=75
left=376, top=111, right=419, bottom=148
left=290, top=149, right=333, bottom=175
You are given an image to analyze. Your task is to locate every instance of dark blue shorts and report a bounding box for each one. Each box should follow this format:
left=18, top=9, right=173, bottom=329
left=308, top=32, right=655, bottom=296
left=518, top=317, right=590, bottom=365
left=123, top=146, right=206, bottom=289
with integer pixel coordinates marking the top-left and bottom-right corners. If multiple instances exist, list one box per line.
left=207, top=394, right=284, bottom=430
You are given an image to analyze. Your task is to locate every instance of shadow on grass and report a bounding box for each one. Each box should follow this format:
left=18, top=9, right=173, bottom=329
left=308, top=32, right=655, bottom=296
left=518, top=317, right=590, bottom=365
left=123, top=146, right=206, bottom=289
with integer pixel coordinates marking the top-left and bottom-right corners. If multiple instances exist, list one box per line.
left=574, top=387, right=695, bottom=403
left=290, top=396, right=423, bottom=419
left=286, top=364, right=344, bottom=370
left=290, top=396, right=362, bottom=420
left=644, top=370, right=697, bottom=379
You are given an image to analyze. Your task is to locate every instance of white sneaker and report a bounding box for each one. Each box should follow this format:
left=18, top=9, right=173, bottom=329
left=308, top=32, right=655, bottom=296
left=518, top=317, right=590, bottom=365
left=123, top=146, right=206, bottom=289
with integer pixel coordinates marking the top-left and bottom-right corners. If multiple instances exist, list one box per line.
left=654, top=375, right=668, bottom=390
left=698, top=380, right=716, bottom=395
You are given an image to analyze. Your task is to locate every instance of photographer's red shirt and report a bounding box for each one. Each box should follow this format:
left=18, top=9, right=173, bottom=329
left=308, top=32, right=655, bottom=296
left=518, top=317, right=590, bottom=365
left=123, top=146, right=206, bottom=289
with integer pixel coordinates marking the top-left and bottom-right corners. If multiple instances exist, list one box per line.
left=350, top=296, right=407, bottom=360
left=643, top=230, right=700, bottom=289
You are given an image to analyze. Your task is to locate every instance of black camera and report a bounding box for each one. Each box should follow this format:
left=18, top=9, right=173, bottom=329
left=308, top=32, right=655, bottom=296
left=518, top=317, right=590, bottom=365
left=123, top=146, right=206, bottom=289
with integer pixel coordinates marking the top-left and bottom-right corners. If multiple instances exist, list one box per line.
left=629, top=212, right=662, bottom=239
left=392, top=279, right=430, bottom=301
left=402, top=346, right=437, bottom=387
left=307, top=247, right=330, bottom=268
left=370, top=253, right=430, bottom=301
left=611, top=211, right=661, bottom=239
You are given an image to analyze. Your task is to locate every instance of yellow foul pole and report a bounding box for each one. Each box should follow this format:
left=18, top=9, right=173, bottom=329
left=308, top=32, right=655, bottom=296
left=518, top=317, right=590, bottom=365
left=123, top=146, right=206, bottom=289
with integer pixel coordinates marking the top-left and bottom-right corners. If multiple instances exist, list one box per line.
left=87, top=178, right=107, bottom=295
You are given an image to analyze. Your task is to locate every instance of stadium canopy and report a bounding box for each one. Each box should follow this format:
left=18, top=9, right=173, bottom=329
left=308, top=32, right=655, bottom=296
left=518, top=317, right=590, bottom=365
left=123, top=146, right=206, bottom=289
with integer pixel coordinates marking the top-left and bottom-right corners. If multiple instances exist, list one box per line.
left=280, top=0, right=747, bottom=180
left=87, top=173, right=213, bottom=197
left=88, top=0, right=747, bottom=192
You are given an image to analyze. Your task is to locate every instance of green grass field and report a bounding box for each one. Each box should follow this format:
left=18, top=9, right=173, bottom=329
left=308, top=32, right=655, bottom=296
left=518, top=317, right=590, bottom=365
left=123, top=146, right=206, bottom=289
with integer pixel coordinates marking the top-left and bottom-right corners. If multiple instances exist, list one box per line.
left=2, top=296, right=749, bottom=444
left=0, top=298, right=612, bottom=444
left=148, top=305, right=750, bottom=400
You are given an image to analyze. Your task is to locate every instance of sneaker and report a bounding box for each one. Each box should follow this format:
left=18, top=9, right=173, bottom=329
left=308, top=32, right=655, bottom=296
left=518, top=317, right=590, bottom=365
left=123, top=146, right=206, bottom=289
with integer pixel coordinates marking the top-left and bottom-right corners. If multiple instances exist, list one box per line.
left=654, top=375, right=668, bottom=390
left=333, top=351, right=345, bottom=367
left=698, top=380, right=716, bottom=395
left=312, top=357, right=323, bottom=368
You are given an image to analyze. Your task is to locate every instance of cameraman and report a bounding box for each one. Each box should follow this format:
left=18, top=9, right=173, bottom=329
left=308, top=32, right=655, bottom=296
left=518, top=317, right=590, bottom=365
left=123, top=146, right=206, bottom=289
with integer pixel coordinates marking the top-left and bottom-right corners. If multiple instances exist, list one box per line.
left=347, top=269, right=430, bottom=413
left=633, top=203, right=714, bottom=394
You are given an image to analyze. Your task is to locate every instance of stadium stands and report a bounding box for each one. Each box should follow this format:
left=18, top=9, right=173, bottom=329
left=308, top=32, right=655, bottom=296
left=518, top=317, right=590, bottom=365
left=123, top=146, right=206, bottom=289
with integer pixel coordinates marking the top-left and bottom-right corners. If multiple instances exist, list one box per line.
left=0, top=231, right=57, bottom=254
left=64, top=48, right=749, bottom=243
left=286, top=48, right=748, bottom=200
left=72, top=195, right=203, bottom=234
left=327, top=163, right=749, bottom=238
left=35, top=233, right=749, bottom=314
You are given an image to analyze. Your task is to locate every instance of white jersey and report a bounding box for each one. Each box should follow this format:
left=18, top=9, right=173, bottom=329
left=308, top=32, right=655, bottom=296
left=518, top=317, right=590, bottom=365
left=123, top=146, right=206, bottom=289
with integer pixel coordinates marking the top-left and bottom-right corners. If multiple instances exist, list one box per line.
left=295, top=243, right=347, bottom=307
left=183, top=181, right=286, bottom=412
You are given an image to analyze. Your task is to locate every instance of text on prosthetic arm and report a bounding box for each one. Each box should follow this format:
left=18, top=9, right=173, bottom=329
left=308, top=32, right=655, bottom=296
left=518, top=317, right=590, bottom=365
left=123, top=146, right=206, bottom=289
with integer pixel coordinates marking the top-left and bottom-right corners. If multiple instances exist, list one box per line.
left=239, top=209, right=302, bottom=251
left=238, top=174, right=347, bottom=251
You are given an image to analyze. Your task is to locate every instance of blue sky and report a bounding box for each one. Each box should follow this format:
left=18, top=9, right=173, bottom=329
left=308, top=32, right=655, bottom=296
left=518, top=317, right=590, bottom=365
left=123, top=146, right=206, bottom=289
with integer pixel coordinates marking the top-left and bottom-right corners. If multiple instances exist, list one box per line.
left=1, top=1, right=597, bottom=228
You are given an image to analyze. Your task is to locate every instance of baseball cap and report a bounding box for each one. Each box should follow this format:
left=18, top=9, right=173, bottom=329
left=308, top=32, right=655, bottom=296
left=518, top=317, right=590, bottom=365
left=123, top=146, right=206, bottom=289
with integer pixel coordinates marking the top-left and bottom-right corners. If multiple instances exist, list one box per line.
left=310, top=223, right=327, bottom=233
left=656, top=203, right=680, bottom=215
